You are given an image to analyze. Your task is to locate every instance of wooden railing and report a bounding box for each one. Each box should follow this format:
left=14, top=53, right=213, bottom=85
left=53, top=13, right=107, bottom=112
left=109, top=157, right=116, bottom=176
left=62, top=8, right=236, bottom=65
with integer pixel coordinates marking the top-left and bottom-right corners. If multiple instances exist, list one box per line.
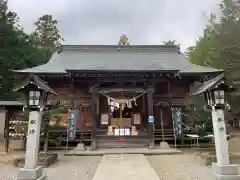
left=153, top=128, right=214, bottom=148
left=41, top=129, right=92, bottom=150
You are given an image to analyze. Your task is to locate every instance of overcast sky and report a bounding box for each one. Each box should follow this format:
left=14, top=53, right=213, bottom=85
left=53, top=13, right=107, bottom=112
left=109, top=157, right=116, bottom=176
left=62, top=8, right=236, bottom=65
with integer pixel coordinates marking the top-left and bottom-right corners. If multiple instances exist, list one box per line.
left=8, top=0, right=219, bottom=51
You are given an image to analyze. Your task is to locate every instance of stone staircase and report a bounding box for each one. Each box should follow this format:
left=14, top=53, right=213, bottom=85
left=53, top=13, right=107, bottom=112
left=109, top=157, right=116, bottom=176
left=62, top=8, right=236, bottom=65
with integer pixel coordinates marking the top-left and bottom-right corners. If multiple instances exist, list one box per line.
left=96, top=129, right=149, bottom=148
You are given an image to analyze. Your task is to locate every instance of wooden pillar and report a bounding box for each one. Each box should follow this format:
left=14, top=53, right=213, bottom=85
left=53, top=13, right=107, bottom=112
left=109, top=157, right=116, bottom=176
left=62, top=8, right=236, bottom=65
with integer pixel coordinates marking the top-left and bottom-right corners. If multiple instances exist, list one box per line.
left=142, top=94, right=146, bottom=129
left=168, top=81, right=173, bottom=127
left=147, top=85, right=154, bottom=148
left=69, top=77, right=75, bottom=106
left=91, top=88, right=97, bottom=150
left=4, top=108, right=9, bottom=153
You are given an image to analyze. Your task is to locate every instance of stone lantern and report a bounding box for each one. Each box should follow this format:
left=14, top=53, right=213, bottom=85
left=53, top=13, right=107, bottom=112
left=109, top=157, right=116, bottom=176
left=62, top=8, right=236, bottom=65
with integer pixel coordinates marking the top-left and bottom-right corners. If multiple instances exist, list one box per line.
left=14, top=74, right=57, bottom=180
left=190, top=74, right=239, bottom=180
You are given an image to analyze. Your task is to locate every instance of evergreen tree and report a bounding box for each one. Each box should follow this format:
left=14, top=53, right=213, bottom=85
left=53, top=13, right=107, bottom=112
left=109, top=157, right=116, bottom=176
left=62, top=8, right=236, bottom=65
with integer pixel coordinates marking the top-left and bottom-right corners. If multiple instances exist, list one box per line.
left=0, top=1, right=63, bottom=100
left=33, top=14, right=64, bottom=53
left=187, top=0, right=240, bottom=115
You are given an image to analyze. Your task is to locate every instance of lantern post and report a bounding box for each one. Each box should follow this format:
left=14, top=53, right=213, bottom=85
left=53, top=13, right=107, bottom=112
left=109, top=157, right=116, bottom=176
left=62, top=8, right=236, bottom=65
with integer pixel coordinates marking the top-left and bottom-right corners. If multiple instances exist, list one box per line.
left=14, top=74, right=57, bottom=180
left=191, top=74, right=239, bottom=180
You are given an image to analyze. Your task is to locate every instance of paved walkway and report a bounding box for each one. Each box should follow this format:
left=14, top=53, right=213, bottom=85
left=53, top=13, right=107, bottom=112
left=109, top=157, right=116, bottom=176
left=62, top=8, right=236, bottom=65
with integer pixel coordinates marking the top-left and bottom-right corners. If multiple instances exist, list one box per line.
left=93, top=154, right=160, bottom=180
left=147, top=154, right=216, bottom=180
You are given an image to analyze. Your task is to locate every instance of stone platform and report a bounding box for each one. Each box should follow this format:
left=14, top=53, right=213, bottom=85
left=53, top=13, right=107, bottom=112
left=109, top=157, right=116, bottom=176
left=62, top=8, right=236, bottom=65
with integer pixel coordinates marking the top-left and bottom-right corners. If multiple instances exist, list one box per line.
left=92, top=154, right=160, bottom=180
left=64, top=148, right=183, bottom=156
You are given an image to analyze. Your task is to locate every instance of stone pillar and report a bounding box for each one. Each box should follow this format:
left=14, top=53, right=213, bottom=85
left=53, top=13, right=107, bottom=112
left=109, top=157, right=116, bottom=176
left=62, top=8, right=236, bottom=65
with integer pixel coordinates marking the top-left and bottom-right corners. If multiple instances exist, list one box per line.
left=18, top=110, right=46, bottom=180
left=147, top=86, right=154, bottom=148
left=211, top=108, right=240, bottom=180
left=212, top=109, right=229, bottom=164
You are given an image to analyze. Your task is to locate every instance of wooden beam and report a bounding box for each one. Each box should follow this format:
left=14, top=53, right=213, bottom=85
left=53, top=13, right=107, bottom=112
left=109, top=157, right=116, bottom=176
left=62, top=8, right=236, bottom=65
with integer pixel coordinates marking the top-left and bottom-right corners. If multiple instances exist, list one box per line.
left=168, top=81, right=172, bottom=106
left=142, top=94, right=146, bottom=129
left=4, top=109, right=9, bottom=153
left=91, top=88, right=97, bottom=150
left=98, top=88, right=147, bottom=93
left=147, top=85, right=154, bottom=148
left=69, top=76, right=75, bottom=107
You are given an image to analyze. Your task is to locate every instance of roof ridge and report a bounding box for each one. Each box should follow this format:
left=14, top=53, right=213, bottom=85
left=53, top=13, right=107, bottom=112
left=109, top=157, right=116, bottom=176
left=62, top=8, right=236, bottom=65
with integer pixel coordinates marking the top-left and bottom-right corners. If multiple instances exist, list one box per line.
left=59, top=44, right=180, bottom=53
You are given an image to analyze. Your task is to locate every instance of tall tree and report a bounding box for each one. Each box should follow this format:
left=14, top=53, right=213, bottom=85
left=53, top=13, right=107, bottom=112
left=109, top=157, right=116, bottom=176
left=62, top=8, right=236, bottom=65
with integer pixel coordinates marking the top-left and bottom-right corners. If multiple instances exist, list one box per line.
left=118, top=34, right=130, bottom=45
left=33, top=14, right=63, bottom=53
left=0, top=1, right=63, bottom=100
left=0, top=0, right=24, bottom=99
left=187, top=0, right=240, bottom=115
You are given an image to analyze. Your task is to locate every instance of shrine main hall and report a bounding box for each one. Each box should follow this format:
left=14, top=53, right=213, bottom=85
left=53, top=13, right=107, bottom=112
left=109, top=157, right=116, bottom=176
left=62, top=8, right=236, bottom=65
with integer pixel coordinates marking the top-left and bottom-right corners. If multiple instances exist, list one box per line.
left=14, top=45, right=221, bottom=149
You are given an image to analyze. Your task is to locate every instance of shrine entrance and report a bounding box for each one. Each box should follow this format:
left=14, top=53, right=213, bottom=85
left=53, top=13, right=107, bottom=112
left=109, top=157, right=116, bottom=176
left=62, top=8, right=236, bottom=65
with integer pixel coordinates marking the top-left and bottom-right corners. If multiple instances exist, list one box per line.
left=110, top=97, right=133, bottom=128
left=97, top=88, right=148, bottom=139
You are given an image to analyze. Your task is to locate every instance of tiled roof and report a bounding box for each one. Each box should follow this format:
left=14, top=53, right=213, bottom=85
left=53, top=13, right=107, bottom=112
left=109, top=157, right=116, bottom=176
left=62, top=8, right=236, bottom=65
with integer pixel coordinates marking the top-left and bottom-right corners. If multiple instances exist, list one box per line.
left=13, top=45, right=222, bottom=74
left=13, top=74, right=58, bottom=96
left=190, top=74, right=235, bottom=95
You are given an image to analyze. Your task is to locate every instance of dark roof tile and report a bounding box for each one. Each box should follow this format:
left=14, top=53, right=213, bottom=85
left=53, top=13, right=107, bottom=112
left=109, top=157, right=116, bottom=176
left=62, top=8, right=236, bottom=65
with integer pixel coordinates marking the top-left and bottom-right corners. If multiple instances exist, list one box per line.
left=13, top=45, right=222, bottom=74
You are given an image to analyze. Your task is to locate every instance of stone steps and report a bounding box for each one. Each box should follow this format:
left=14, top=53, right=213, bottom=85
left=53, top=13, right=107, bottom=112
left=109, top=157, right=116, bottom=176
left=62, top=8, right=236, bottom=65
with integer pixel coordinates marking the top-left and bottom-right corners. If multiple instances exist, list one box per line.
left=96, top=136, right=149, bottom=148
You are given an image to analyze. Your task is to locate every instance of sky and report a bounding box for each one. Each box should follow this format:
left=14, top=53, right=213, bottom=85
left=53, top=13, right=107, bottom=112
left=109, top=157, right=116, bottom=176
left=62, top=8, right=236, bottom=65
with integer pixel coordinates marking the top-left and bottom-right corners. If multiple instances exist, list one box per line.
left=8, top=0, right=219, bottom=51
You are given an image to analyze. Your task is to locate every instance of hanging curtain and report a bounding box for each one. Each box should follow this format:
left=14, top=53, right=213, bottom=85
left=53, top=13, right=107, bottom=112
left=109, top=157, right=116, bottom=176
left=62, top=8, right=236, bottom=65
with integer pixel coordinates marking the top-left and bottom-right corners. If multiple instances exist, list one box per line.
left=171, top=107, right=182, bottom=137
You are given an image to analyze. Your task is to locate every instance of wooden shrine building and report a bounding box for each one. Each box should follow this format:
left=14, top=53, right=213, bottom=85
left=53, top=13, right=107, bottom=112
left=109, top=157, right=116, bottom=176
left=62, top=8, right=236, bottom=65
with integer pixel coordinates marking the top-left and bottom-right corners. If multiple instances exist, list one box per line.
left=14, top=45, right=222, bottom=149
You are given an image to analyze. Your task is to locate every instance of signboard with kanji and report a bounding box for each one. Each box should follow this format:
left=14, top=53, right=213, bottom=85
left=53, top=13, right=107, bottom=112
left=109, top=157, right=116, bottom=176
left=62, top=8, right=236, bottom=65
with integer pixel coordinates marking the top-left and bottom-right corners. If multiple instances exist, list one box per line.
left=68, top=109, right=77, bottom=139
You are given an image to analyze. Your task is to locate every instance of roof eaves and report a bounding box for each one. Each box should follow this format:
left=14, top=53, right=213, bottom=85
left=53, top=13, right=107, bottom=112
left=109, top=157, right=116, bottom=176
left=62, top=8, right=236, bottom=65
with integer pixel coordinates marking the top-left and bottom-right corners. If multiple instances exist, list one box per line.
left=0, top=101, right=23, bottom=106
left=179, top=64, right=223, bottom=74
left=189, top=74, right=225, bottom=95
left=13, top=74, right=58, bottom=96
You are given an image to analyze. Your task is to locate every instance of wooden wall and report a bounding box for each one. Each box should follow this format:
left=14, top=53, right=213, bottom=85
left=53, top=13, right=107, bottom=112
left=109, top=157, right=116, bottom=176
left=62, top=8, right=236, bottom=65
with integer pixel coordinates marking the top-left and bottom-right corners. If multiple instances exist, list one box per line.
left=154, top=80, right=190, bottom=129
left=47, top=79, right=93, bottom=129
left=45, top=77, right=190, bottom=129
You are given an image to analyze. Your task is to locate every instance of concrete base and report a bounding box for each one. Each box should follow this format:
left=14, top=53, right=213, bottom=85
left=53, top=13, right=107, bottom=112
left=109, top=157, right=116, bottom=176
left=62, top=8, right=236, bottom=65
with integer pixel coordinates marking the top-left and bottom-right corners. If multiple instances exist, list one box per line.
left=74, top=143, right=85, bottom=151
left=159, top=141, right=170, bottom=149
left=91, top=141, right=97, bottom=150
left=65, top=147, right=183, bottom=156
left=17, top=166, right=46, bottom=180
left=212, top=163, right=240, bottom=180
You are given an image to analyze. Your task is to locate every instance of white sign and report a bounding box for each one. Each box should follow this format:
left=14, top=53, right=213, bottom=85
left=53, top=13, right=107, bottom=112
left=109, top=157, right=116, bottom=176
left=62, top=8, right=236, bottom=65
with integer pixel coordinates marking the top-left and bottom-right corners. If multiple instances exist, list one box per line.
left=101, top=114, right=109, bottom=124
left=133, top=114, right=141, bottom=124
left=119, top=128, right=125, bottom=136
left=124, top=128, right=130, bottom=136
left=114, top=128, right=120, bottom=136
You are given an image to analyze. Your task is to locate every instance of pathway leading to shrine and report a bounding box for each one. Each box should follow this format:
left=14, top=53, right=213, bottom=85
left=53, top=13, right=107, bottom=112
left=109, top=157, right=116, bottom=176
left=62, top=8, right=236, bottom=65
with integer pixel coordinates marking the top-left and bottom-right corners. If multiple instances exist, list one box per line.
left=92, top=154, right=160, bottom=180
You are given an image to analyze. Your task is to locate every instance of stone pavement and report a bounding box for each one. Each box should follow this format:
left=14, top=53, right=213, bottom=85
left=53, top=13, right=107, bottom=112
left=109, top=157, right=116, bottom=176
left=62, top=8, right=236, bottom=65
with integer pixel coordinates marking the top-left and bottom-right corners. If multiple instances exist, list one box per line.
left=92, top=154, right=160, bottom=180
left=65, top=147, right=182, bottom=156
left=147, top=154, right=217, bottom=180
left=0, top=155, right=101, bottom=180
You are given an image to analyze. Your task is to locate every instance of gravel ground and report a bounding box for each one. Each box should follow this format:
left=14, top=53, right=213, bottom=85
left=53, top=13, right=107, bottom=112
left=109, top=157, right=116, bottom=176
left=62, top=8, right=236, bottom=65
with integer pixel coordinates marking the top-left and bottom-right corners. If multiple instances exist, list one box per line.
left=0, top=154, right=101, bottom=180
left=147, top=154, right=216, bottom=180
